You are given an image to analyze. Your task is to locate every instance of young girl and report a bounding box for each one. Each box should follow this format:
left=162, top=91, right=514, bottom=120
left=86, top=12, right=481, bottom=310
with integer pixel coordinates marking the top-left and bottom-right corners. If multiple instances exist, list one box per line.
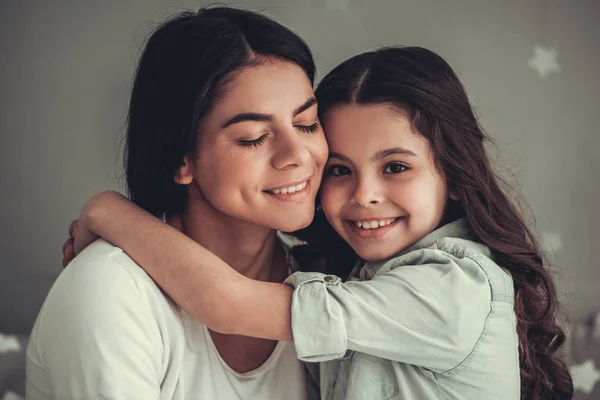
left=67, top=47, right=573, bottom=399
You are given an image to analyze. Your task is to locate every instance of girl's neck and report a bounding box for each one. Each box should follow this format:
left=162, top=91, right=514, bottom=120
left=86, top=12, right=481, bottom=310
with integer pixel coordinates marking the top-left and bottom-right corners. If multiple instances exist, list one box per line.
left=168, top=202, right=287, bottom=283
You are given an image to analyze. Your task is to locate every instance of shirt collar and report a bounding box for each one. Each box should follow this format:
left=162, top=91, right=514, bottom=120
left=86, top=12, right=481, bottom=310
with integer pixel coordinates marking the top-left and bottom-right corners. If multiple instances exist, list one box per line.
left=362, top=218, right=472, bottom=275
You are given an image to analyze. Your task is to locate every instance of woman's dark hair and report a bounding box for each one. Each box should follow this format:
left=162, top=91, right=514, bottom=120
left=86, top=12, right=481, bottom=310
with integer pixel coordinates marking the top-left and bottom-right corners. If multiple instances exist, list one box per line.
left=125, top=6, right=315, bottom=216
left=295, top=46, right=573, bottom=399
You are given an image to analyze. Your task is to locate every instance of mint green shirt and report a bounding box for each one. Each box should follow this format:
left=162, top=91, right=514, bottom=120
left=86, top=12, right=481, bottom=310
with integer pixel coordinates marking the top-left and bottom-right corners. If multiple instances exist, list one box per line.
left=285, top=219, right=520, bottom=399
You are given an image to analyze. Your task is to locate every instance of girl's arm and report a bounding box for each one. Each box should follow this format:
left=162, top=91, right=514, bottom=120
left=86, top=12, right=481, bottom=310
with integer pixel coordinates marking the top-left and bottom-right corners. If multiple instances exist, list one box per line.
left=79, top=191, right=294, bottom=342
left=78, top=192, right=491, bottom=373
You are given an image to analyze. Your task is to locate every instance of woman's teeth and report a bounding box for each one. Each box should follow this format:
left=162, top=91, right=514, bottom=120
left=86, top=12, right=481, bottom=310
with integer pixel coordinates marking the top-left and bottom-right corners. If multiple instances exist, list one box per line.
left=354, top=218, right=396, bottom=230
left=270, top=181, right=307, bottom=194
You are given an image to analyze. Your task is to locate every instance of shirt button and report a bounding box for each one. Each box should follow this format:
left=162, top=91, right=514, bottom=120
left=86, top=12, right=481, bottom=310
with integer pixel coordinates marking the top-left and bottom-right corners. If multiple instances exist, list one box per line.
left=324, top=276, right=333, bottom=282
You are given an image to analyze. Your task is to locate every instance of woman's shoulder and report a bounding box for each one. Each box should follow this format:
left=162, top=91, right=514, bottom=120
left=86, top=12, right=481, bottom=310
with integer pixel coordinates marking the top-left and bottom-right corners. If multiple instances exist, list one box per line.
left=46, top=239, right=176, bottom=322
left=63, top=239, right=154, bottom=285
left=29, top=239, right=182, bottom=361
left=27, top=241, right=182, bottom=397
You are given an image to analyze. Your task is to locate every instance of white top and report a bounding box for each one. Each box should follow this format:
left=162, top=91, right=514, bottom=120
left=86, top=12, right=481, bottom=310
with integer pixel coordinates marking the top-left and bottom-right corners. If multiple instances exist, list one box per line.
left=26, top=238, right=309, bottom=400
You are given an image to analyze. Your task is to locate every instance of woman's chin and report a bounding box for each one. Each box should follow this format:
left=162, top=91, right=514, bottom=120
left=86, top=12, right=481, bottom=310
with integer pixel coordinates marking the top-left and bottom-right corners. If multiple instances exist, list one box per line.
left=274, top=213, right=315, bottom=233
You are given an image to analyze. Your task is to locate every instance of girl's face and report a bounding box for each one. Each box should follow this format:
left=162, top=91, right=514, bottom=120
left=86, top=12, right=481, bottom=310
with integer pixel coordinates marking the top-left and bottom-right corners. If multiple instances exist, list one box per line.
left=320, top=103, right=454, bottom=262
left=181, top=60, right=328, bottom=232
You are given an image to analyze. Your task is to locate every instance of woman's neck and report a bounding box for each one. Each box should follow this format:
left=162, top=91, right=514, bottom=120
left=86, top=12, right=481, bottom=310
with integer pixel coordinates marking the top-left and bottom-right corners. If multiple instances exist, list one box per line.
left=167, top=203, right=287, bottom=283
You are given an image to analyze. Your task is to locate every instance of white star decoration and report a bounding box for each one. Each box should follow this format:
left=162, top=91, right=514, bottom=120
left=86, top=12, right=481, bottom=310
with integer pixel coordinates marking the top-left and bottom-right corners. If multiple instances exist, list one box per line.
left=541, top=231, right=563, bottom=254
left=0, top=333, right=21, bottom=353
left=326, top=0, right=349, bottom=13
left=594, top=312, right=600, bottom=339
left=2, top=391, right=24, bottom=400
left=528, top=46, right=561, bottom=79
left=570, top=359, right=600, bottom=394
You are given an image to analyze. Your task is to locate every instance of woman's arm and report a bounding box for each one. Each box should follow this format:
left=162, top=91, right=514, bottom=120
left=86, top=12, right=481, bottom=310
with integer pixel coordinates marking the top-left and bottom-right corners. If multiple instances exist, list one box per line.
left=79, top=191, right=294, bottom=342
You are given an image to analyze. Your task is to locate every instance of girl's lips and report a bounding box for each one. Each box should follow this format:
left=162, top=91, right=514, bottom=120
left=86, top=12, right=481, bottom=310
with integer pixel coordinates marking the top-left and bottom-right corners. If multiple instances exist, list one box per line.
left=345, top=217, right=404, bottom=239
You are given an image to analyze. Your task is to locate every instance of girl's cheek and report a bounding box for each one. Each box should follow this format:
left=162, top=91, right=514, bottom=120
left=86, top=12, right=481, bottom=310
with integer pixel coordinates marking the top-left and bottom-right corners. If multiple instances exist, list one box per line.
left=320, top=186, right=343, bottom=214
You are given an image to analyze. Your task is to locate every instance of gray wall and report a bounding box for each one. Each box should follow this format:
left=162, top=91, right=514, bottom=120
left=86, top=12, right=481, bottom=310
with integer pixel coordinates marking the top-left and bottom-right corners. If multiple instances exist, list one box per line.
left=1, top=0, right=599, bottom=333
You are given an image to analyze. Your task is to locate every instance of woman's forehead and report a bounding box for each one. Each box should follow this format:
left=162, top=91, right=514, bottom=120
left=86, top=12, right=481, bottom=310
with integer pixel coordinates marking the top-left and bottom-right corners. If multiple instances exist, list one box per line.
left=208, top=62, right=315, bottom=123
left=222, top=62, right=312, bottom=101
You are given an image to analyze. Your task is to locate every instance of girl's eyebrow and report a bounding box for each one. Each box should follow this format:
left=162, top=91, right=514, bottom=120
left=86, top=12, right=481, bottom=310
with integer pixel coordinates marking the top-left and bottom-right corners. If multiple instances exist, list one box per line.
left=329, top=147, right=417, bottom=163
left=328, top=152, right=351, bottom=163
left=374, top=147, right=417, bottom=160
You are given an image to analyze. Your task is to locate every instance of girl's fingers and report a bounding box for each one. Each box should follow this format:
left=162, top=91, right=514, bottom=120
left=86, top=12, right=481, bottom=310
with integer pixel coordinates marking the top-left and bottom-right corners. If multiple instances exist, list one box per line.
left=62, top=239, right=75, bottom=268
left=62, top=238, right=73, bottom=255
left=68, top=219, right=79, bottom=239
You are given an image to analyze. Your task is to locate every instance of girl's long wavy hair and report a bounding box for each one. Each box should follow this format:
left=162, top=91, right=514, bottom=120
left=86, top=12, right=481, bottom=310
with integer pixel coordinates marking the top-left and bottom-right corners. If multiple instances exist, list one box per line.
left=292, top=46, right=573, bottom=399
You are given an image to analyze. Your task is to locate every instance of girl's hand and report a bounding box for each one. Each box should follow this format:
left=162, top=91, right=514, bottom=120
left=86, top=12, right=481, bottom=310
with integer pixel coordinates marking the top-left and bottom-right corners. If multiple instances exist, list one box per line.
left=61, top=203, right=101, bottom=267
left=61, top=219, right=78, bottom=267
left=73, top=207, right=101, bottom=256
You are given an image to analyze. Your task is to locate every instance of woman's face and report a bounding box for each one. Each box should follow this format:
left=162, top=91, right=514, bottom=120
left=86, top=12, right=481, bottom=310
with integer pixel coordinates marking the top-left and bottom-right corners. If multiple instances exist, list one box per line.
left=182, top=60, right=328, bottom=232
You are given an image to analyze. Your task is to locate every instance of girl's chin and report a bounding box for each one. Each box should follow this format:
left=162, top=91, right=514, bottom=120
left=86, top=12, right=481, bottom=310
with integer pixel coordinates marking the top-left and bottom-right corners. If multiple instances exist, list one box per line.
left=353, top=244, right=408, bottom=263
left=358, top=253, right=393, bottom=263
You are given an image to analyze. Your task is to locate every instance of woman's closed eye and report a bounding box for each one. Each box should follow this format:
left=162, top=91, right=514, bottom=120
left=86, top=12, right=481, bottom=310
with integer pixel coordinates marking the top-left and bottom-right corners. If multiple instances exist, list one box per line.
left=239, top=134, right=268, bottom=148
left=295, top=122, right=320, bottom=133
left=383, top=162, right=408, bottom=174
left=238, top=122, right=319, bottom=148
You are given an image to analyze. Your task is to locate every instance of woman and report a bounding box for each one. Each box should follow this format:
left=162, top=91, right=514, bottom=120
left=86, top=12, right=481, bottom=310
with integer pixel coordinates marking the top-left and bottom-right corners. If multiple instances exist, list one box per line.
left=26, top=7, right=328, bottom=399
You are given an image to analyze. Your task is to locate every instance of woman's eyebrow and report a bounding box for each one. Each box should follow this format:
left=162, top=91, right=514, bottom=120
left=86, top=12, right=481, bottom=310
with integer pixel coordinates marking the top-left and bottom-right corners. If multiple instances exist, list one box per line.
left=293, top=97, right=317, bottom=116
left=222, top=112, right=273, bottom=128
left=221, top=97, right=317, bottom=129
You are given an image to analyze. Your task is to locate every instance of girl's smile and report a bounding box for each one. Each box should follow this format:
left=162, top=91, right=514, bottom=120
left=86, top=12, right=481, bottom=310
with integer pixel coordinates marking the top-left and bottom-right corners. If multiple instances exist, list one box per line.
left=345, top=216, right=405, bottom=239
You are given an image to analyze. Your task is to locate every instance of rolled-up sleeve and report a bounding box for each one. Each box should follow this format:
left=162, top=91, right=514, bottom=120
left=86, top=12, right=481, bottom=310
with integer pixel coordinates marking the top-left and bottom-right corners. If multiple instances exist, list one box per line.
left=284, top=249, right=492, bottom=373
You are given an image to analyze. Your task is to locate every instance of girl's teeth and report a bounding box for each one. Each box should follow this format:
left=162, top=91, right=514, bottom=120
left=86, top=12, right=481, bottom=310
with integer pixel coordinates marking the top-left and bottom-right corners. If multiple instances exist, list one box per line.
left=270, top=181, right=307, bottom=195
left=354, top=218, right=396, bottom=230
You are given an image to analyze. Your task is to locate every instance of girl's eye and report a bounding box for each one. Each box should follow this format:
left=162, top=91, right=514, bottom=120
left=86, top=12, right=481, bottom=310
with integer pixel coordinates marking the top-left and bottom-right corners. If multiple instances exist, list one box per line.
left=325, top=165, right=351, bottom=177
left=383, top=162, right=408, bottom=174
left=239, top=134, right=268, bottom=148
left=295, top=123, right=320, bottom=133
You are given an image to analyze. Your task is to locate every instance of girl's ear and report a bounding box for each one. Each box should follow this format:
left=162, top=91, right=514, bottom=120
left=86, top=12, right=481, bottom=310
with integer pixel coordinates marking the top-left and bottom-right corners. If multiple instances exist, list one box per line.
left=449, top=189, right=459, bottom=201
left=174, top=155, right=194, bottom=185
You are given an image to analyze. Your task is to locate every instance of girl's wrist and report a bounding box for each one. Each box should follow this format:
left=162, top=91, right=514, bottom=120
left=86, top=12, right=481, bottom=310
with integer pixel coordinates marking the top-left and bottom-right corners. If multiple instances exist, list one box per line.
left=81, top=190, right=122, bottom=237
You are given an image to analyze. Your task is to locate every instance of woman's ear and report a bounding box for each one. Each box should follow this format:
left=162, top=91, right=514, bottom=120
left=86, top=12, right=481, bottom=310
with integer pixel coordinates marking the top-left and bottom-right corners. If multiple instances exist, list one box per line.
left=174, top=155, right=194, bottom=185
left=449, top=190, right=459, bottom=201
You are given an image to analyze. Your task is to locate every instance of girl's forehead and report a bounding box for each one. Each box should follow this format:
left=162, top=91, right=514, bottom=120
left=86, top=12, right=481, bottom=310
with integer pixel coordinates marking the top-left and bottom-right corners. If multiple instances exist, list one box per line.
left=323, top=104, right=424, bottom=147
